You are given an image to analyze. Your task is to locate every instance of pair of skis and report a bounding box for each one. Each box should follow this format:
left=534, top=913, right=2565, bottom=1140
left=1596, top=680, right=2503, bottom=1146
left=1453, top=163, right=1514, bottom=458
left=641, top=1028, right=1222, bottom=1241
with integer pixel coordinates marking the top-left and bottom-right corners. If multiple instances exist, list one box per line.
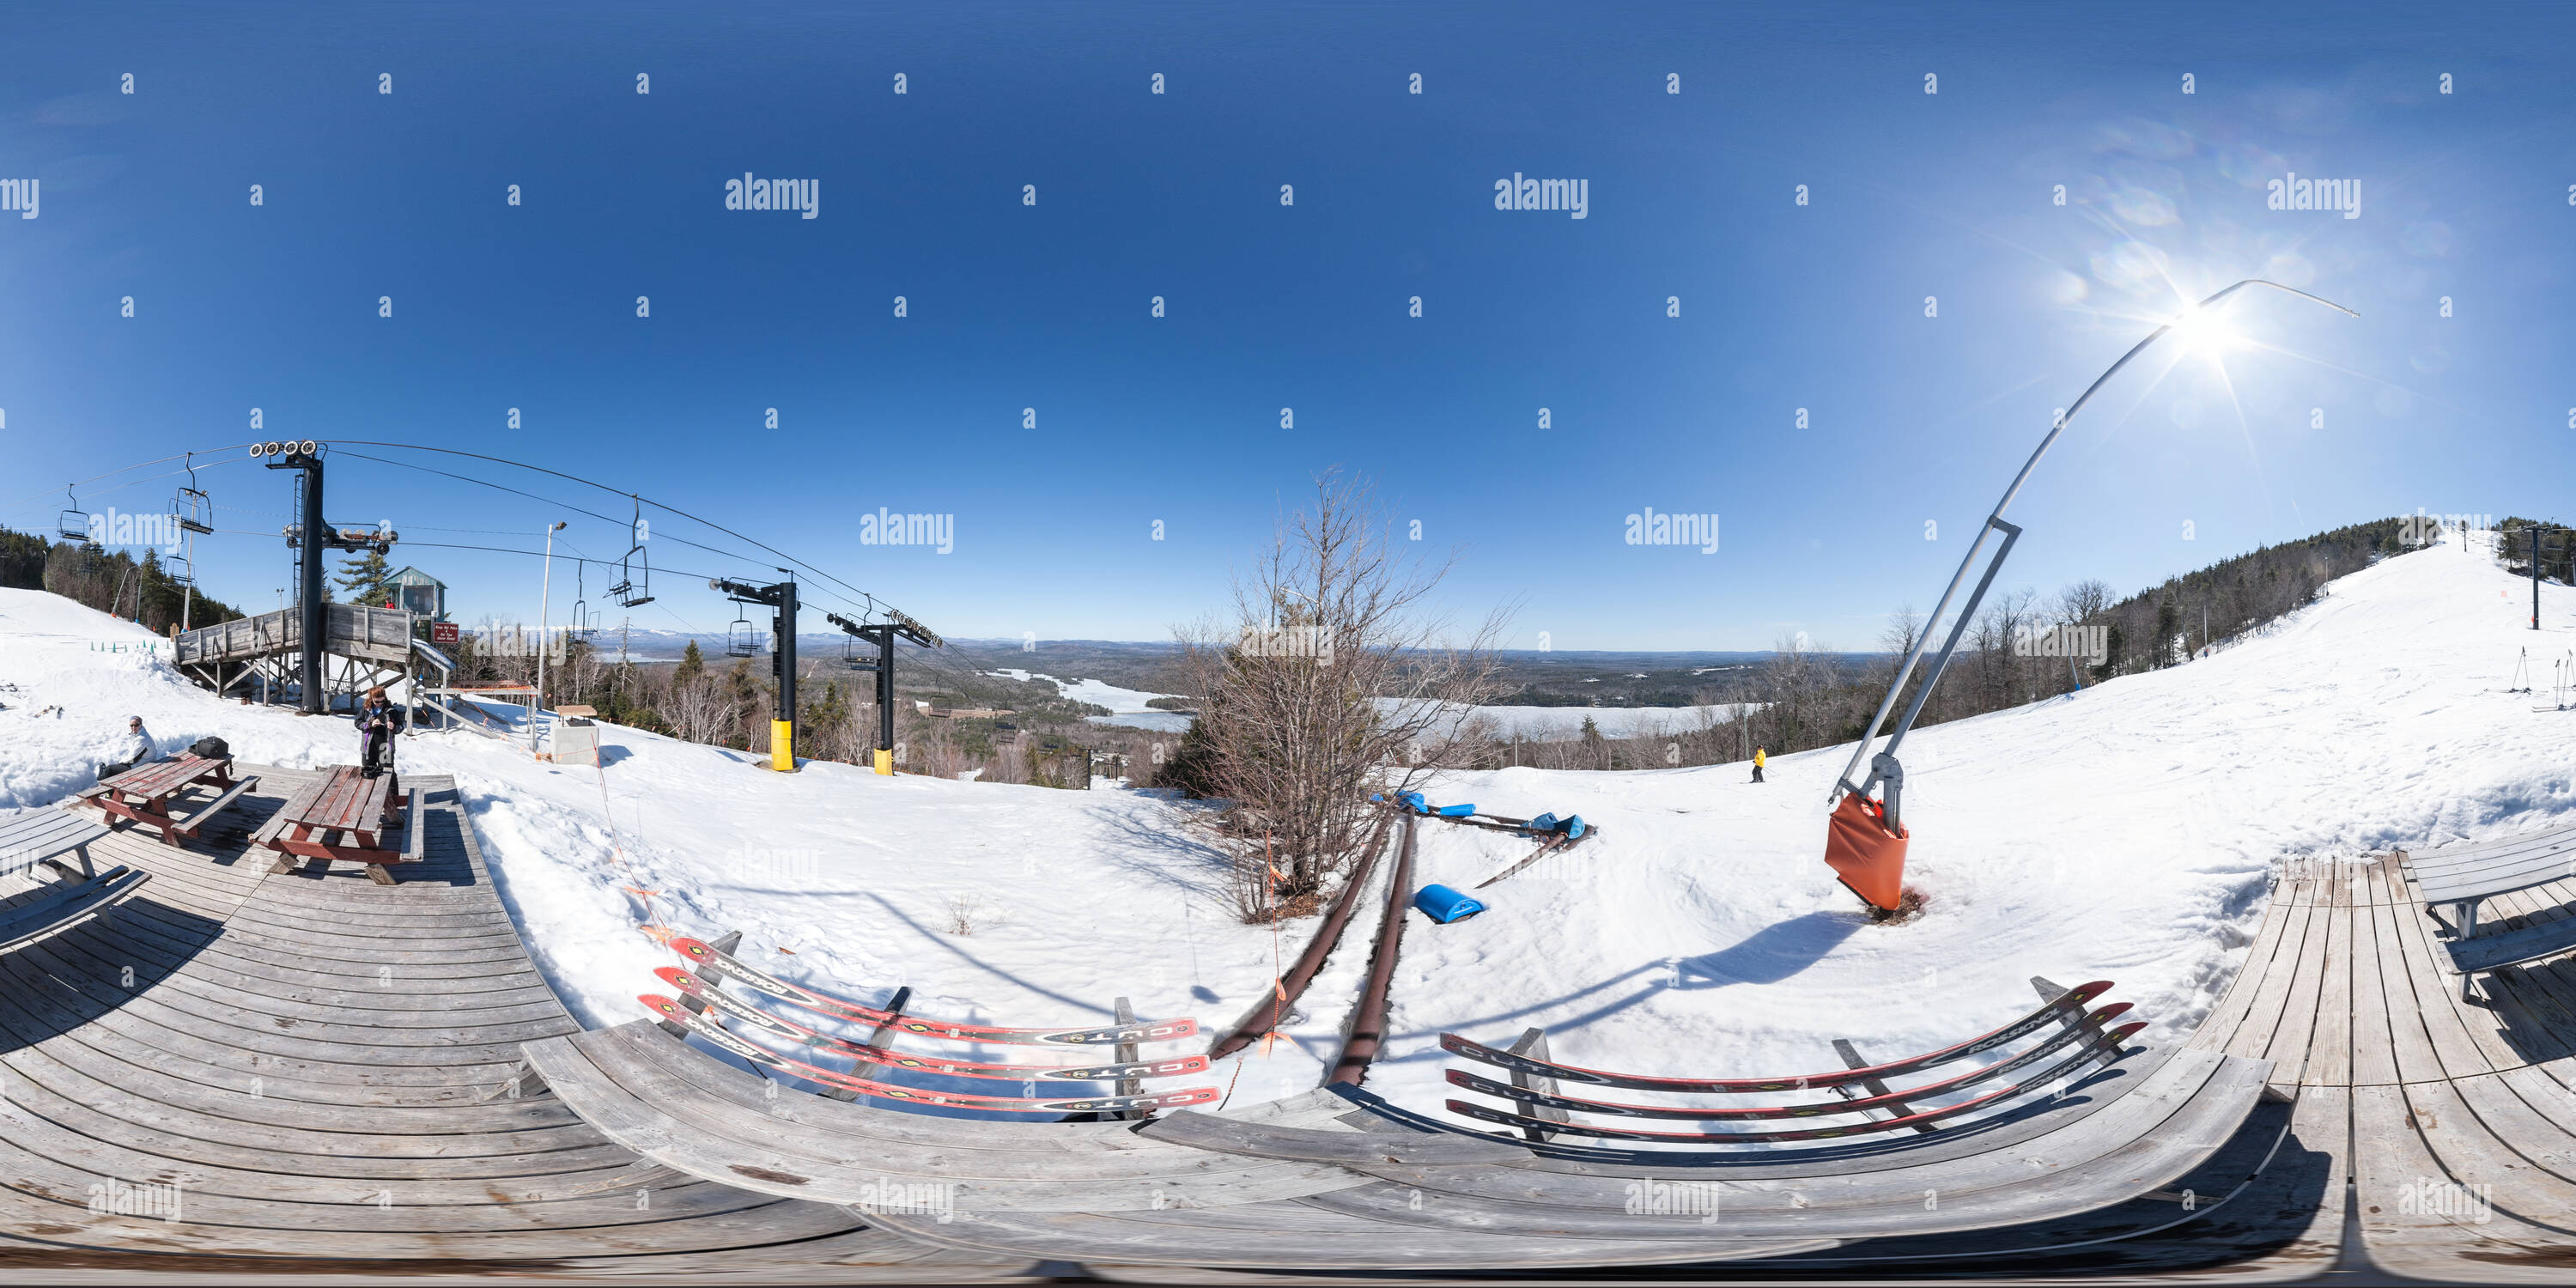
left=668, top=935, right=1197, bottom=1046
left=1446, top=1004, right=2137, bottom=1122
left=1445, top=1016, right=2142, bottom=1145
left=1441, top=980, right=2114, bottom=1094
left=647, top=935, right=1215, bottom=1114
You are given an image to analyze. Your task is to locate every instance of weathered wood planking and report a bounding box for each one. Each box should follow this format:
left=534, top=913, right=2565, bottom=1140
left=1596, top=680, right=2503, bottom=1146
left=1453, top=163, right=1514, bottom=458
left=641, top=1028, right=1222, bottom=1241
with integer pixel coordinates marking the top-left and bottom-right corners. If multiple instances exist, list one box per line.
left=0, top=764, right=874, bottom=1265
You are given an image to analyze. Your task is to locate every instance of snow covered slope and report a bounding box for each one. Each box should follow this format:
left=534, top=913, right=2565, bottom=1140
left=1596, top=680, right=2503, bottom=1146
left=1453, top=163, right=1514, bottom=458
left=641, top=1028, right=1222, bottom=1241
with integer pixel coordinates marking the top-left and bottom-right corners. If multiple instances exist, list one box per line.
left=1365, top=526, right=2576, bottom=1121
left=2, top=524, right=2564, bottom=1126
left=0, top=590, right=1362, bottom=1107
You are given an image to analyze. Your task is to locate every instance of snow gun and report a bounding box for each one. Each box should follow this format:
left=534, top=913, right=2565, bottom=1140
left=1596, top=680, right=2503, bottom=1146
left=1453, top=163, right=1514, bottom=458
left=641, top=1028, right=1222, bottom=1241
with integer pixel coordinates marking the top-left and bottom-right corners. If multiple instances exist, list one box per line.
left=1823, top=278, right=2359, bottom=916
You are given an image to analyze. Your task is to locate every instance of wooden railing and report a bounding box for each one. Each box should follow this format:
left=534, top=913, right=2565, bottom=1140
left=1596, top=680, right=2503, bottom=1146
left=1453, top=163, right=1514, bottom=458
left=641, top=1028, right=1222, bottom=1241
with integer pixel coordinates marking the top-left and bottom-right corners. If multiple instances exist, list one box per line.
left=176, top=605, right=416, bottom=667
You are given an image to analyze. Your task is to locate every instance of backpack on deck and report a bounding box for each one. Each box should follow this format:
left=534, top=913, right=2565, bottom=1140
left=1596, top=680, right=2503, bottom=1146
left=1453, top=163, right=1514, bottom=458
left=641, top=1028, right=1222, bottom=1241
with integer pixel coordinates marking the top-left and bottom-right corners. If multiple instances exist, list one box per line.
left=190, top=735, right=229, bottom=760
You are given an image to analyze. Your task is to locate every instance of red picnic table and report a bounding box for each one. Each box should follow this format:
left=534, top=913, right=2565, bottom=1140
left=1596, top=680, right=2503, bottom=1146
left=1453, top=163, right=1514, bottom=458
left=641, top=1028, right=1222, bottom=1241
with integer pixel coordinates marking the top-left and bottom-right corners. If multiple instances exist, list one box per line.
left=71, top=754, right=259, bottom=847
left=252, top=765, right=423, bottom=885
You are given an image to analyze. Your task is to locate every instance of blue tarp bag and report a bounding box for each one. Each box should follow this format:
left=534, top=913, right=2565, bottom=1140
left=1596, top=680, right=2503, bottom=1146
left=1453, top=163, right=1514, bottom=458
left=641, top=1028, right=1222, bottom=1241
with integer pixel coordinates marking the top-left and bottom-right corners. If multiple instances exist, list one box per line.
left=1528, top=811, right=1588, bottom=839
left=1413, top=884, right=1487, bottom=924
left=1432, top=803, right=1477, bottom=817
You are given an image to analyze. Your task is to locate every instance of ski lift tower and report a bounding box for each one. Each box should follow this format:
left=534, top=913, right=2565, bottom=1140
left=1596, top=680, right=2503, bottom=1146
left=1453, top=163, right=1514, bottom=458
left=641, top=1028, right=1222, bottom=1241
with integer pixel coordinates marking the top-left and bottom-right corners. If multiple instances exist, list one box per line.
left=258, top=440, right=399, bottom=715
left=828, top=608, right=945, bottom=776
left=710, top=574, right=801, bottom=772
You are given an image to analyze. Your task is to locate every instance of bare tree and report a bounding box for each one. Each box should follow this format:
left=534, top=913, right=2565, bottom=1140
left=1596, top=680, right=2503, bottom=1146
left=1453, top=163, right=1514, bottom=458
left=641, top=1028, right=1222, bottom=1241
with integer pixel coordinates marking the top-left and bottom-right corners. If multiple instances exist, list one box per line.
left=1179, top=468, right=1510, bottom=921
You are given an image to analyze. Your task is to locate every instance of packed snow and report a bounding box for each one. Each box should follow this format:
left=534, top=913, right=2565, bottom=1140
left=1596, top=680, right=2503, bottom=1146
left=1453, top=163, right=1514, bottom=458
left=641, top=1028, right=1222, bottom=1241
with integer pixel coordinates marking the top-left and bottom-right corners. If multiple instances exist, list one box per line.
left=3, top=524, right=2567, bottom=1130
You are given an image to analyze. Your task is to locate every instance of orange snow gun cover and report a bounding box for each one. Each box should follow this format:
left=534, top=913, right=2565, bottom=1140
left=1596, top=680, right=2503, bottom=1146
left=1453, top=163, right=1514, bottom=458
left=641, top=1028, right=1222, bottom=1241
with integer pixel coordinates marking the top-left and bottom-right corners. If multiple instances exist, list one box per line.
left=1824, top=791, right=1909, bottom=912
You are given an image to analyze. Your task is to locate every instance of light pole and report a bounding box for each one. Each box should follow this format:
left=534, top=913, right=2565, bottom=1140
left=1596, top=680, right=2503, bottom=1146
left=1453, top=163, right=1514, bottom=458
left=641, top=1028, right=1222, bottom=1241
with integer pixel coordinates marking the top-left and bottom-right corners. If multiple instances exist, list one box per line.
left=1823, top=279, right=2358, bottom=913
left=538, top=520, right=566, bottom=713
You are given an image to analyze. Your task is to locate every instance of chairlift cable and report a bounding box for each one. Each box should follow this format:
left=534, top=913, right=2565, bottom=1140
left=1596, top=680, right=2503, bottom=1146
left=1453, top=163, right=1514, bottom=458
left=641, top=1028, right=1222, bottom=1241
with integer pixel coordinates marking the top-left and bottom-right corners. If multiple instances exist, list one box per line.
left=319, top=440, right=906, bottom=627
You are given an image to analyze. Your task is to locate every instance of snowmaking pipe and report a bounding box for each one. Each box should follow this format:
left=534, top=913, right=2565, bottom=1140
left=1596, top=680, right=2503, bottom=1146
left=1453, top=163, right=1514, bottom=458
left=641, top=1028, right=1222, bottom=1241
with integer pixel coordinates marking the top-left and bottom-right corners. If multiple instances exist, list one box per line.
left=1831, top=279, right=2359, bottom=808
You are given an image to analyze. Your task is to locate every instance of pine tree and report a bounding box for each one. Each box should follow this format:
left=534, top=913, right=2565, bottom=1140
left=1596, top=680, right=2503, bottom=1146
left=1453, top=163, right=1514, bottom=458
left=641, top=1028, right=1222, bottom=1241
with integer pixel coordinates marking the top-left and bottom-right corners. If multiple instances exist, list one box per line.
left=337, top=548, right=393, bottom=608
left=676, top=638, right=705, bottom=684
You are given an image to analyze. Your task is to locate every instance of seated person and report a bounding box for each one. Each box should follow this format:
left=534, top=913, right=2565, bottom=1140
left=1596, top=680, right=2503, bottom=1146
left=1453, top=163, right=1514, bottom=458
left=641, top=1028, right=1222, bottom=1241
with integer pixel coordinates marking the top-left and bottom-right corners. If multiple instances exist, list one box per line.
left=97, top=715, right=157, bottom=781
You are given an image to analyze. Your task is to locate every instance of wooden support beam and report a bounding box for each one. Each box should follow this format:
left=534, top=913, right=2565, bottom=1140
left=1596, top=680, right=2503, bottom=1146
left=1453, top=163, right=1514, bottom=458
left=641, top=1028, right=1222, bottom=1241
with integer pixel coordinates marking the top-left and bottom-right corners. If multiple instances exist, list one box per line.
left=821, top=984, right=913, bottom=1103
left=1831, top=1037, right=1936, bottom=1134
left=1115, top=996, right=1145, bottom=1121
left=1504, top=1028, right=1571, bottom=1143
left=660, top=929, right=742, bottom=1037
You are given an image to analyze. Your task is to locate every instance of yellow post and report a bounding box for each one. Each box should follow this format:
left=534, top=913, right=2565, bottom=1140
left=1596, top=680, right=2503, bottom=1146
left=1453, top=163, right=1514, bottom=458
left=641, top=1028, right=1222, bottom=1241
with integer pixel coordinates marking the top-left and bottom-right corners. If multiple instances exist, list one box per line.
left=873, top=748, right=893, bottom=776
left=771, top=720, right=795, bottom=772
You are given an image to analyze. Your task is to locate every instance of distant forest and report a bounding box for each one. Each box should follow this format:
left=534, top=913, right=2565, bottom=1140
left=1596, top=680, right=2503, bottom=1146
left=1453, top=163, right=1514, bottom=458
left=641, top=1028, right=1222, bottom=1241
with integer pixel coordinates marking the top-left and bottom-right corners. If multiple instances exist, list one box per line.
left=1492, top=515, right=2428, bottom=772
left=0, top=526, right=249, bottom=636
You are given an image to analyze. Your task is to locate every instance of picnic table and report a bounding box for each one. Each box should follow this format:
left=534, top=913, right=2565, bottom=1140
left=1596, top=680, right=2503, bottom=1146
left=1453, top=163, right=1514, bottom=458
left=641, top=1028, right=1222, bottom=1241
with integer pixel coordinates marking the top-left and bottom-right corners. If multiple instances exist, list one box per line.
left=71, top=754, right=258, bottom=847
left=252, top=765, right=422, bottom=885
left=1, top=806, right=112, bottom=879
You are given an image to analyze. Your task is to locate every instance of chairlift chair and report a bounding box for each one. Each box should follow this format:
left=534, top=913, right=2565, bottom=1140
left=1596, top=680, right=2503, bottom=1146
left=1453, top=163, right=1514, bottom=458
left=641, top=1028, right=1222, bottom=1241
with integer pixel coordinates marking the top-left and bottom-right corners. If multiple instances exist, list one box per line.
left=608, top=497, right=655, bottom=606
left=726, top=602, right=762, bottom=657
left=568, top=566, right=598, bottom=641
left=174, top=453, right=214, bottom=535
left=57, top=486, right=92, bottom=543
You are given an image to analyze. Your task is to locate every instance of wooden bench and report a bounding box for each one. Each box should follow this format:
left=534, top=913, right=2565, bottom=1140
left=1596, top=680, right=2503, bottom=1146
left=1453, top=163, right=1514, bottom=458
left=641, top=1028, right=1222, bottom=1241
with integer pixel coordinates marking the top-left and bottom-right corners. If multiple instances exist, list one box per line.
left=2402, top=823, right=2576, bottom=938
left=0, top=864, right=150, bottom=954
left=252, top=766, right=418, bottom=884
left=71, top=754, right=257, bottom=847
left=2440, top=914, right=2576, bottom=996
left=0, top=807, right=112, bottom=879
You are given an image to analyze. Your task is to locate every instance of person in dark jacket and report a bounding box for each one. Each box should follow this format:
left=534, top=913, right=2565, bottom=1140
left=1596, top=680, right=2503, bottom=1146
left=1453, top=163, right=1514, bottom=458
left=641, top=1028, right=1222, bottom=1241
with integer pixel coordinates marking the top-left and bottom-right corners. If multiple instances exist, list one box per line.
left=357, top=686, right=405, bottom=778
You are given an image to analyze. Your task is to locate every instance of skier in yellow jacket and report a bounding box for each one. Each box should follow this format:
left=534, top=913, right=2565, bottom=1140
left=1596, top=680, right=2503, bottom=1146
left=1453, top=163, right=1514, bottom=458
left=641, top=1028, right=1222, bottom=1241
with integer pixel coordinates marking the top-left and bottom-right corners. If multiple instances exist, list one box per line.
left=1751, top=745, right=1767, bottom=783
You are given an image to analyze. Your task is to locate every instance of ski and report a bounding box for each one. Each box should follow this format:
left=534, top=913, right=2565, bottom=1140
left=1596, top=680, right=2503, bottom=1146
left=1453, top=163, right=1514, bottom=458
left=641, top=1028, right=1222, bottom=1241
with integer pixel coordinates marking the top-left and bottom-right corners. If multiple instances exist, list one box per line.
left=1445, top=1023, right=2141, bottom=1144
left=641, top=994, right=1219, bottom=1113
left=1447, top=1010, right=2139, bottom=1121
left=1442, top=980, right=2114, bottom=1094
left=1476, top=834, right=1571, bottom=889
left=656, top=966, right=1208, bottom=1082
left=666, top=935, right=1199, bottom=1047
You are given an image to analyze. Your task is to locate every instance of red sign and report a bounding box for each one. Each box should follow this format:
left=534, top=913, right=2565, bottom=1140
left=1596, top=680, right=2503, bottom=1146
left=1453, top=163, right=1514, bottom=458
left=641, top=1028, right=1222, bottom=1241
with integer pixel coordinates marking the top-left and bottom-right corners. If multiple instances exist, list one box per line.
left=430, top=622, right=460, bottom=644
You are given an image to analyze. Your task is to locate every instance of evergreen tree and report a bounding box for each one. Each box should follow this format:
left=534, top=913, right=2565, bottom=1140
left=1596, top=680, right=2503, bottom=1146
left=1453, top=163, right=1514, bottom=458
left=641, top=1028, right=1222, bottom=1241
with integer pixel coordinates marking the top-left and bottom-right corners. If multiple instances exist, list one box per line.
left=337, top=548, right=393, bottom=607
left=676, top=638, right=705, bottom=684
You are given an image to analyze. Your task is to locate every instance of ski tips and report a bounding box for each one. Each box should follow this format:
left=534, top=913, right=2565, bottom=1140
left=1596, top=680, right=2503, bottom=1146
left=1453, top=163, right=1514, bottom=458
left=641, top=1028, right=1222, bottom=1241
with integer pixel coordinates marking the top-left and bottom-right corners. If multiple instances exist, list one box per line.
left=669, top=936, right=714, bottom=961
left=638, top=993, right=685, bottom=1019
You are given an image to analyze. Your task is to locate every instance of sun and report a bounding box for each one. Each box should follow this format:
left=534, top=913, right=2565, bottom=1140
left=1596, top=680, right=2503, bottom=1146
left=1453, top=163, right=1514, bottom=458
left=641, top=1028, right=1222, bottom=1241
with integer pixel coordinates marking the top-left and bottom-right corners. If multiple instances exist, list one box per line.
left=2166, top=303, right=2243, bottom=357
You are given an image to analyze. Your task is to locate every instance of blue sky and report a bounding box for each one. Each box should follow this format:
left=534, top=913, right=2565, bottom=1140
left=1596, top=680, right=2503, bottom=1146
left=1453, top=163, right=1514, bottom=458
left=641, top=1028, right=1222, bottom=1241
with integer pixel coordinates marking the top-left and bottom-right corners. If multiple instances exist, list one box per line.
left=3, top=2, right=2570, bottom=649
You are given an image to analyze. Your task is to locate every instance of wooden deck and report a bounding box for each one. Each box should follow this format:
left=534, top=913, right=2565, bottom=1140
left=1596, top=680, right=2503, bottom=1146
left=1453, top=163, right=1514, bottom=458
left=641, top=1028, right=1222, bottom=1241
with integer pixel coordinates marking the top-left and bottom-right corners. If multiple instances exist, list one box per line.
left=2166, top=852, right=2576, bottom=1281
left=0, top=763, right=1023, bottom=1278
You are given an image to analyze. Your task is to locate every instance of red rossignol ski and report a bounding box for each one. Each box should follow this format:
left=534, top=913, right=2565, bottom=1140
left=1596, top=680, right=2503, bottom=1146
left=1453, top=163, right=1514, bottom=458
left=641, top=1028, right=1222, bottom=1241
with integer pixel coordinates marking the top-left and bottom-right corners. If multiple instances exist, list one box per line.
left=1443, top=980, right=2114, bottom=1093
left=667, top=936, right=1198, bottom=1047
left=657, top=966, right=1207, bottom=1082
left=640, top=994, right=1219, bottom=1113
